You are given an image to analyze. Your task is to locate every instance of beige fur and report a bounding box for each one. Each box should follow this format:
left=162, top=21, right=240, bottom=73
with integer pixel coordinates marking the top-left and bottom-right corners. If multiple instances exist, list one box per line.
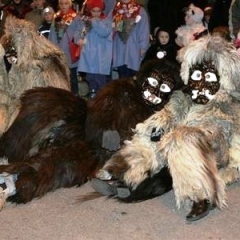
left=160, top=126, right=226, bottom=209
left=0, top=16, right=71, bottom=134
left=178, top=35, right=240, bottom=92
left=4, top=16, right=70, bottom=99
left=98, top=36, right=240, bottom=210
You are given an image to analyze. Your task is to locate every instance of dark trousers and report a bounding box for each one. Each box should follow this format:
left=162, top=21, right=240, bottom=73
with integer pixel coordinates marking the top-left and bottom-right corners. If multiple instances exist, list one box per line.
left=117, top=65, right=137, bottom=78
left=70, top=67, right=79, bottom=95
left=85, top=73, right=108, bottom=92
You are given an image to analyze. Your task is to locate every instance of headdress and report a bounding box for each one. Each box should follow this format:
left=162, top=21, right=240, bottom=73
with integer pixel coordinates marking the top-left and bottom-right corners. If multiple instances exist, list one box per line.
left=86, top=0, right=104, bottom=11
left=178, top=35, right=240, bottom=92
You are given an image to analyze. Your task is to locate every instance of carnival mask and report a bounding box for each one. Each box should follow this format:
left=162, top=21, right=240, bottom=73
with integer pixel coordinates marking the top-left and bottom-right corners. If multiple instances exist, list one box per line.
left=141, top=69, right=175, bottom=105
left=188, top=62, right=220, bottom=104
left=4, top=40, right=17, bottom=64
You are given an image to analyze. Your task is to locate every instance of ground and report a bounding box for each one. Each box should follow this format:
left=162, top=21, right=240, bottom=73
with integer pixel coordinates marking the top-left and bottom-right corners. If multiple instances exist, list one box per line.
left=1, top=181, right=240, bottom=239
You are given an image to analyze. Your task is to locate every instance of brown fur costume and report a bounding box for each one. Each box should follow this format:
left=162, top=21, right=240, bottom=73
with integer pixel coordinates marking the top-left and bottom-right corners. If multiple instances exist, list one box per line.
left=0, top=16, right=70, bottom=134
left=97, top=35, right=240, bottom=220
left=88, top=59, right=182, bottom=201
left=86, top=59, right=183, bottom=163
left=0, top=87, right=98, bottom=204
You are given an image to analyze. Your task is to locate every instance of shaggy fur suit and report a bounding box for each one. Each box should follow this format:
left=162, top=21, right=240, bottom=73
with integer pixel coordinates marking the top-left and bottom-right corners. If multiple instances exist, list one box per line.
left=0, top=14, right=182, bottom=206
left=0, top=16, right=70, bottom=136
left=97, top=35, right=240, bottom=217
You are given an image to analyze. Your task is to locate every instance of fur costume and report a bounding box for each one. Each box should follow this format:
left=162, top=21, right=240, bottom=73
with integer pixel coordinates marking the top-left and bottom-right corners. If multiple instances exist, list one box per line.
left=0, top=59, right=181, bottom=208
left=86, top=59, right=183, bottom=163
left=96, top=35, right=240, bottom=221
left=175, top=3, right=207, bottom=47
left=0, top=16, right=71, bottom=135
left=0, top=87, right=99, bottom=205
left=88, top=59, right=182, bottom=200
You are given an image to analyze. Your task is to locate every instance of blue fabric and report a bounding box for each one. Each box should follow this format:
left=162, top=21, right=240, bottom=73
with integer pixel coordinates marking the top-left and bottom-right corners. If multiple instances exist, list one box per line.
left=109, top=7, right=150, bottom=71
left=117, top=65, right=136, bottom=78
left=73, top=16, right=113, bottom=75
left=104, top=0, right=116, bottom=15
left=48, top=20, right=79, bottom=68
left=86, top=73, right=108, bottom=92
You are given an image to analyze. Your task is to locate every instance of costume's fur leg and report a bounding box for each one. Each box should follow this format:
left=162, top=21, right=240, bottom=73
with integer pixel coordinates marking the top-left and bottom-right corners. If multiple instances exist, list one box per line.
left=0, top=141, right=99, bottom=204
left=97, top=138, right=161, bottom=189
left=96, top=92, right=188, bottom=189
left=219, top=133, right=240, bottom=184
left=96, top=104, right=177, bottom=187
left=160, top=126, right=226, bottom=209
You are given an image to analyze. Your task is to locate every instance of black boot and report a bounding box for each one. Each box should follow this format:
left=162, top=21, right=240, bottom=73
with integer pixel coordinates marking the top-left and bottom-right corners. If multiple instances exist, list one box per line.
left=91, top=178, right=130, bottom=198
left=186, top=199, right=213, bottom=222
left=118, top=167, right=172, bottom=203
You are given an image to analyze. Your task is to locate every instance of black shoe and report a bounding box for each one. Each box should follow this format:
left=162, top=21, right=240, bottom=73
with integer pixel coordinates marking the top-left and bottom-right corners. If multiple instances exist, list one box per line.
left=186, top=199, right=213, bottom=222
left=91, top=178, right=131, bottom=198
left=91, top=179, right=118, bottom=196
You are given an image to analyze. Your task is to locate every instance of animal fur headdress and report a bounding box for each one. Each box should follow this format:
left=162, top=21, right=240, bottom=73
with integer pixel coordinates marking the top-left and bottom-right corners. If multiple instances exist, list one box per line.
left=178, top=35, right=240, bottom=92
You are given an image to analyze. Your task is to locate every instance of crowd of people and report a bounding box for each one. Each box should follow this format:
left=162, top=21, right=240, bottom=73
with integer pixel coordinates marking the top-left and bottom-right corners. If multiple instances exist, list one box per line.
left=0, top=0, right=237, bottom=98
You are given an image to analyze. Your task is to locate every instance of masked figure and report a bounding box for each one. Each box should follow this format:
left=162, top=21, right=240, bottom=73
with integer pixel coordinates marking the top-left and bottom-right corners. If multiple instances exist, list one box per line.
left=0, top=15, right=70, bottom=136
left=0, top=87, right=98, bottom=208
left=0, top=58, right=182, bottom=210
left=96, top=35, right=240, bottom=221
left=86, top=58, right=183, bottom=163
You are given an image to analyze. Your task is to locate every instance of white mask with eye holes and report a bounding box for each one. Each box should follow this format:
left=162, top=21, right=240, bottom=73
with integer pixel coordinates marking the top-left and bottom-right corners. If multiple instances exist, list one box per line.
left=142, top=76, right=172, bottom=105
left=188, top=63, right=220, bottom=104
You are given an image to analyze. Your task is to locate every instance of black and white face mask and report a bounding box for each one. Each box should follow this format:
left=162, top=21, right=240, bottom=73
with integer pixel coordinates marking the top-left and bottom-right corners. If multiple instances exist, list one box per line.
left=188, top=62, right=220, bottom=104
left=141, top=69, right=175, bottom=106
left=4, top=40, right=18, bottom=64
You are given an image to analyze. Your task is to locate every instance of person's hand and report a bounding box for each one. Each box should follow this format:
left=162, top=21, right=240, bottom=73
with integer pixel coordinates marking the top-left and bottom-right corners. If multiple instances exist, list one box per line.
left=77, top=38, right=85, bottom=46
left=140, top=49, right=146, bottom=58
left=85, top=19, right=92, bottom=31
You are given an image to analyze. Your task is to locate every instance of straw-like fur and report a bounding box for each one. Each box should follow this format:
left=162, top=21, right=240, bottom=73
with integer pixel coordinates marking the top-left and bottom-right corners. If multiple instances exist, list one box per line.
left=4, top=16, right=70, bottom=98
left=0, top=16, right=71, bottom=134
left=98, top=35, right=240, bottom=210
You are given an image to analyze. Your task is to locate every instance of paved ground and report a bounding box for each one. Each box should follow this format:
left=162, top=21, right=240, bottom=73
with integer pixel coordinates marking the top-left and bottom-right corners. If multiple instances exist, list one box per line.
left=1, top=180, right=240, bottom=240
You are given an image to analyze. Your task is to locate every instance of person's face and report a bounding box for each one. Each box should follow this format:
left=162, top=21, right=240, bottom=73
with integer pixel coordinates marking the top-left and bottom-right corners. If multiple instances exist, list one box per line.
left=185, top=13, right=194, bottom=25
left=158, top=31, right=170, bottom=45
left=59, top=0, right=71, bottom=14
left=34, top=0, right=45, bottom=8
left=44, top=11, right=54, bottom=22
left=91, top=7, right=102, bottom=18
left=204, top=14, right=211, bottom=23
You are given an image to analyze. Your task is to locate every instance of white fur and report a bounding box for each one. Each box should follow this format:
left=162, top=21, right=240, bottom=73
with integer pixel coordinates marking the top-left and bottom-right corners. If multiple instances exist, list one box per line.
left=99, top=36, right=240, bottom=210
